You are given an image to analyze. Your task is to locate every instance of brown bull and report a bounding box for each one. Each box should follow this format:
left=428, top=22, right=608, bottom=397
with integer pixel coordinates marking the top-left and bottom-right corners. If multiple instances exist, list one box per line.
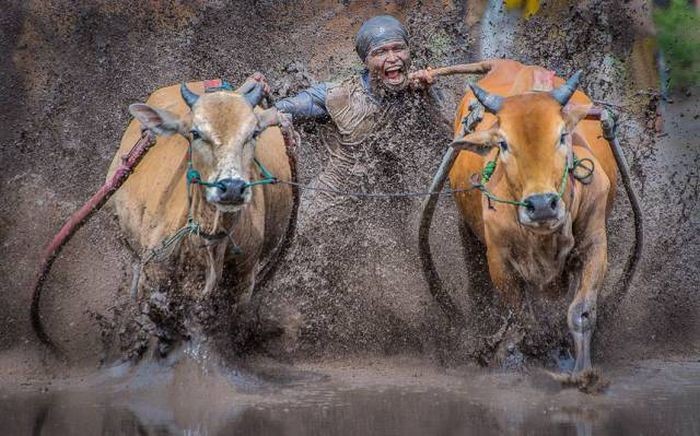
left=109, top=80, right=293, bottom=300
left=447, top=60, right=624, bottom=374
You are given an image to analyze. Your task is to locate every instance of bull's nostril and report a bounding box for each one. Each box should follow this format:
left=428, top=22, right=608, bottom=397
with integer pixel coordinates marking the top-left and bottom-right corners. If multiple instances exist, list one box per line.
left=525, top=201, right=535, bottom=214
left=522, top=194, right=561, bottom=222
left=211, top=178, right=247, bottom=204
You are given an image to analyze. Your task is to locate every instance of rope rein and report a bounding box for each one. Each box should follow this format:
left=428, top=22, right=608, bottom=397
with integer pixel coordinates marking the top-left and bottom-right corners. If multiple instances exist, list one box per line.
left=187, top=134, right=476, bottom=199
left=273, top=180, right=476, bottom=198
left=470, top=149, right=595, bottom=209
left=143, top=140, right=251, bottom=264
left=147, top=139, right=476, bottom=265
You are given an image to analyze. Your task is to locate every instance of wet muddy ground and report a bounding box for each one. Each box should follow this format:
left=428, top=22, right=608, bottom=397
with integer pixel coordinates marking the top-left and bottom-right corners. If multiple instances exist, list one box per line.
left=1, top=352, right=698, bottom=435
left=1, top=1, right=699, bottom=433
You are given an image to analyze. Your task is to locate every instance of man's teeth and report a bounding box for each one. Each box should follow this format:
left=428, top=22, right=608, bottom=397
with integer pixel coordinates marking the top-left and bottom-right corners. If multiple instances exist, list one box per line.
left=385, top=66, right=401, bottom=72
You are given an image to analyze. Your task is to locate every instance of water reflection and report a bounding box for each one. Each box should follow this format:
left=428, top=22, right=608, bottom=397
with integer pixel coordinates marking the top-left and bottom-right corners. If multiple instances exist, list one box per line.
left=1, top=358, right=698, bottom=436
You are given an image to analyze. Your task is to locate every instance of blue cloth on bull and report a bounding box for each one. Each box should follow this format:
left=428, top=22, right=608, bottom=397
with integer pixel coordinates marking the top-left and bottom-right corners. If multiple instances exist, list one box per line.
left=355, top=15, right=409, bottom=62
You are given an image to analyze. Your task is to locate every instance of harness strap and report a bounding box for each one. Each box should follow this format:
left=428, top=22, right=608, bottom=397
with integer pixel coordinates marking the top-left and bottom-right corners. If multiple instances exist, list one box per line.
left=203, top=79, right=235, bottom=93
left=471, top=153, right=596, bottom=208
left=244, top=158, right=278, bottom=187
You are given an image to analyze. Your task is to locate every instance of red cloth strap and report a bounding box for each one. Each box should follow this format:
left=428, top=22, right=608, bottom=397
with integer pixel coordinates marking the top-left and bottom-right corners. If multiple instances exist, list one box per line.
left=203, top=79, right=223, bottom=93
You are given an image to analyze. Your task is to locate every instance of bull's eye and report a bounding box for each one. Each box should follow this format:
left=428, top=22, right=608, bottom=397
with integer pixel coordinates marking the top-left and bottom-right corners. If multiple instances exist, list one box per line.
left=560, top=132, right=568, bottom=146
left=190, top=129, right=201, bottom=141
left=499, top=140, right=508, bottom=152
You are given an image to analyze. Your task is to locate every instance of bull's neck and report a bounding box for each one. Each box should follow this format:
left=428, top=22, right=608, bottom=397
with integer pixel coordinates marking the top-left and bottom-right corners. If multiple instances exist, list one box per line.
left=511, top=213, right=575, bottom=291
left=485, top=173, right=579, bottom=289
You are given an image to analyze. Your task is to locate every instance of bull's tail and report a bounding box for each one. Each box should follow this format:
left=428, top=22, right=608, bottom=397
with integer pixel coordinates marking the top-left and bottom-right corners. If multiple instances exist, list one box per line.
left=602, top=111, right=644, bottom=313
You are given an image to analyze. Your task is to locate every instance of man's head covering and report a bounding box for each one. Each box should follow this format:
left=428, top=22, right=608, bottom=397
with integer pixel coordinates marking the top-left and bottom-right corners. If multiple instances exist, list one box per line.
left=355, top=15, right=409, bottom=62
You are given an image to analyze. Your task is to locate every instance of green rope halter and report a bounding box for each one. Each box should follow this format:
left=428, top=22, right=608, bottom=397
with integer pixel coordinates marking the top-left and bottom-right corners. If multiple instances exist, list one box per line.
left=472, top=150, right=595, bottom=208
left=186, top=142, right=278, bottom=190
left=146, top=140, right=280, bottom=264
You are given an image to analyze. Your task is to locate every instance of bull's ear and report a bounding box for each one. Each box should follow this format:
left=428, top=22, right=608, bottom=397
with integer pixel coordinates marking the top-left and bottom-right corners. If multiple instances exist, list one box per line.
left=129, top=103, right=186, bottom=136
left=563, top=103, right=591, bottom=131
left=450, top=130, right=500, bottom=156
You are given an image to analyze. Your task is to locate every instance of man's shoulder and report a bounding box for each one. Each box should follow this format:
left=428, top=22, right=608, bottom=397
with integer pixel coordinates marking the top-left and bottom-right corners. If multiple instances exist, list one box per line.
left=326, top=75, right=372, bottom=111
left=326, top=76, right=358, bottom=98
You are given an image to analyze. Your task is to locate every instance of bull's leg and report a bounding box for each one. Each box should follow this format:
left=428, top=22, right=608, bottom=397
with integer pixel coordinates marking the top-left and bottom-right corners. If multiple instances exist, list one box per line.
left=487, top=248, right=522, bottom=308
left=486, top=248, right=527, bottom=367
left=235, top=273, right=255, bottom=305
left=568, top=229, right=607, bottom=374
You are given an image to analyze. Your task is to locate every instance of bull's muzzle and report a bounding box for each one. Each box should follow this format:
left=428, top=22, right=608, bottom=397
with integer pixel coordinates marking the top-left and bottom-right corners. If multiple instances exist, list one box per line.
left=208, top=178, right=248, bottom=206
left=519, top=193, right=563, bottom=227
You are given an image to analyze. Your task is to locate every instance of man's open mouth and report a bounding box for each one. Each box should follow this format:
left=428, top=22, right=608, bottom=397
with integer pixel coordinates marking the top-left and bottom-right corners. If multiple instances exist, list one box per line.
left=383, top=66, right=405, bottom=85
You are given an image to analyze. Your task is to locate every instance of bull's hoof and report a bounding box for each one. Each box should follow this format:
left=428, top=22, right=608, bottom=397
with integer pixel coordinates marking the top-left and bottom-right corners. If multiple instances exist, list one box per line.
left=499, top=342, right=526, bottom=370
left=547, top=368, right=610, bottom=394
left=156, top=338, right=175, bottom=358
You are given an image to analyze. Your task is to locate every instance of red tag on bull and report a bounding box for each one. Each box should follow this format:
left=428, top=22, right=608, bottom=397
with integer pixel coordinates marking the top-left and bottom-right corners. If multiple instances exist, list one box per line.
left=203, top=79, right=224, bottom=93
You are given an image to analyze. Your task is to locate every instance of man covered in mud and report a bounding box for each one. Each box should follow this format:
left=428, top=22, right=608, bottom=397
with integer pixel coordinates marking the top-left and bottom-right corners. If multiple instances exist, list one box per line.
left=249, top=16, right=460, bottom=356
left=259, top=15, right=438, bottom=161
left=254, top=14, right=448, bottom=215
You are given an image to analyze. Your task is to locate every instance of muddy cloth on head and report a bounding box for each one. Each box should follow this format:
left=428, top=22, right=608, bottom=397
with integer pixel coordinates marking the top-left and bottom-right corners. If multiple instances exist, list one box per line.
left=355, top=15, right=409, bottom=61
left=257, top=75, right=456, bottom=356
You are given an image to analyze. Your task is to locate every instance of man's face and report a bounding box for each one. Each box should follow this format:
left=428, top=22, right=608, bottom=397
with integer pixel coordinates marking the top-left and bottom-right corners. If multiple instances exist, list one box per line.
left=365, top=41, right=411, bottom=92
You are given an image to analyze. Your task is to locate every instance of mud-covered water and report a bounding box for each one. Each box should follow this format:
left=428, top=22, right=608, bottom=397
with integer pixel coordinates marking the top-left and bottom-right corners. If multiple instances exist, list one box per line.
left=1, top=352, right=698, bottom=435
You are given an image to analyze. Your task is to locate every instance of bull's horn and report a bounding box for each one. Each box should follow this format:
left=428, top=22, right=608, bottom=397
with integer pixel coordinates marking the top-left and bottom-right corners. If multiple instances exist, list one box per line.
left=180, top=83, right=199, bottom=108
left=551, top=70, right=583, bottom=106
left=469, top=84, right=503, bottom=114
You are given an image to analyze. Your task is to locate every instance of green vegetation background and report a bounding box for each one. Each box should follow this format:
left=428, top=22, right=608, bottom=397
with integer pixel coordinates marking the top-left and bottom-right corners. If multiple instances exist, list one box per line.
left=654, top=0, right=699, bottom=89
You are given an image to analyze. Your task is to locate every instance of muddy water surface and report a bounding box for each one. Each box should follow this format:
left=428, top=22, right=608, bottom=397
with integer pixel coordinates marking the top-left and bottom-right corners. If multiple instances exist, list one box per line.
left=1, top=353, right=698, bottom=435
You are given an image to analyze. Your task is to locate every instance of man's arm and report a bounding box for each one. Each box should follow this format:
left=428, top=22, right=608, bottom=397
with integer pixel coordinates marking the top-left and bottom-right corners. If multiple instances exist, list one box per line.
left=274, top=83, right=332, bottom=120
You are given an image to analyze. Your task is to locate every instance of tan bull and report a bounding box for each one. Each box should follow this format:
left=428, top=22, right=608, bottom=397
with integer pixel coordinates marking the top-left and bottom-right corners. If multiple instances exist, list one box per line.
left=108, top=79, right=294, bottom=300
left=446, top=59, right=625, bottom=374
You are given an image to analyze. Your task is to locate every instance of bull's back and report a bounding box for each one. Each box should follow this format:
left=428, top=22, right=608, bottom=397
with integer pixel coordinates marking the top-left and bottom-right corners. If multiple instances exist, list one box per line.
left=448, top=60, right=617, bottom=241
